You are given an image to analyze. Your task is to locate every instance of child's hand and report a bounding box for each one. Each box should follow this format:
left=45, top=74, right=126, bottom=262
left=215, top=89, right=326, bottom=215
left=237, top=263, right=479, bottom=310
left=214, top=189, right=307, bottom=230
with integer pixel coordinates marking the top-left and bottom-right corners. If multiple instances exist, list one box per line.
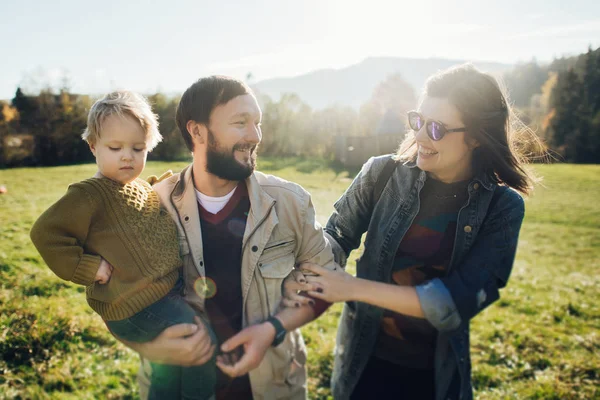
left=95, top=258, right=114, bottom=284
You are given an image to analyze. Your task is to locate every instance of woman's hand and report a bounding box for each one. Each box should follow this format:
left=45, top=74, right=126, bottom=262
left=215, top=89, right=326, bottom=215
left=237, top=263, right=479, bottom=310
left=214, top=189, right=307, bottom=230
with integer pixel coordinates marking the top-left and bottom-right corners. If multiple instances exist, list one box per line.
left=299, top=263, right=359, bottom=303
left=281, top=269, right=315, bottom=308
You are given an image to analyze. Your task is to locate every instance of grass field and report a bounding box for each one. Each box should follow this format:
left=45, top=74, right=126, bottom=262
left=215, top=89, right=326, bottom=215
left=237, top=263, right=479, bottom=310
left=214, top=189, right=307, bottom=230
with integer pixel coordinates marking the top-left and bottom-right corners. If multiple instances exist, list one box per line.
left=0, top=159, right=598, bottom=399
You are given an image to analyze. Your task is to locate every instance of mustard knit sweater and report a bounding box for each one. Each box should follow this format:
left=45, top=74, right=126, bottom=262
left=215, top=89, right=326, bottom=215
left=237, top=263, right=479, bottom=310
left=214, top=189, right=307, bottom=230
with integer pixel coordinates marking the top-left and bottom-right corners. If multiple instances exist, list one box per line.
left=30, top=177, right=181, bottom=321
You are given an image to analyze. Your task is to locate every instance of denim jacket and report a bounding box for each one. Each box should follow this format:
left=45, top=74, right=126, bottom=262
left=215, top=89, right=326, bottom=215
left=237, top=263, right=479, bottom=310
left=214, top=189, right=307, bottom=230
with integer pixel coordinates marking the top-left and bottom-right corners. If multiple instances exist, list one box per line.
left=325, top=155, right=525, bottom=400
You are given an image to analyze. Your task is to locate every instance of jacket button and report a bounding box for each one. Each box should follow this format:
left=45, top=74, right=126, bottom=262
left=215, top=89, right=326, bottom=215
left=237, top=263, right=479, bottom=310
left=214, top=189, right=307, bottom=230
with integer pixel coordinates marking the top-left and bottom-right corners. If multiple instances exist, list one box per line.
left=252, top=245, right=258, bottom=252
left=473, top=183, right=480, bottom=190
left=464, top=225, right=472, bottom=233
left=184, top=216, right=190, bottom=222
left=199, top=261, right=204, bottom=267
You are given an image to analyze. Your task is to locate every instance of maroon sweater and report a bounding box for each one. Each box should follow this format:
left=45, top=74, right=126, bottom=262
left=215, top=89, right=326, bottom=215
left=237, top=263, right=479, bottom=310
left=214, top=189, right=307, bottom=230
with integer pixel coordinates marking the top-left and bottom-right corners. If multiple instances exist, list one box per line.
left=199, top=182, right=253, bottom=400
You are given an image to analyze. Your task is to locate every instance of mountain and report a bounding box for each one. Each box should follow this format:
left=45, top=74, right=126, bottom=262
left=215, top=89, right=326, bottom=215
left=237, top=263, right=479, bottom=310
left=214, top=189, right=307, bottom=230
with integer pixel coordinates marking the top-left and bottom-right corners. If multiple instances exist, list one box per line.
left=253, top=57, right=512, bottom=110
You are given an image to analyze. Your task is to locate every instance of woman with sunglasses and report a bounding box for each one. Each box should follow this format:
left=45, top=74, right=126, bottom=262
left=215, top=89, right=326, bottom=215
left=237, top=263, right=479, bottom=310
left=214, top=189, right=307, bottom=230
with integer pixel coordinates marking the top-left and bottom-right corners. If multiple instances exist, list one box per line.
left=284, top=64, right=539, bottom=399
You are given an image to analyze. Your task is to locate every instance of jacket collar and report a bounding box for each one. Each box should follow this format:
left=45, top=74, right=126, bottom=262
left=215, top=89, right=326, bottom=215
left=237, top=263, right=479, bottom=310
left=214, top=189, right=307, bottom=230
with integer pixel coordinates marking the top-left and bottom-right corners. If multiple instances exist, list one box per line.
left=245, top=172, right=276, bottom=224
left=172, top=165, right=276, bottom=212
left=403, top=159, right=494, bottom=191
left=170, top=165, right=204, bottom=274
left=171, top=164, right=193, bottom=200
left=170, top=165, right=278, bottom=260
left=472, top=170, right=495, bottom=191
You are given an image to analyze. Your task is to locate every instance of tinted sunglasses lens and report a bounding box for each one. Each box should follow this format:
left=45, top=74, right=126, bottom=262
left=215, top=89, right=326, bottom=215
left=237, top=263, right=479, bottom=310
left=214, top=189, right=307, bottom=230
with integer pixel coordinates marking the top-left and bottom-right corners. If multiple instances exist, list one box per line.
left=428, top=121, right=446, bottom=141
left=408, top=113, right=423, bottom=131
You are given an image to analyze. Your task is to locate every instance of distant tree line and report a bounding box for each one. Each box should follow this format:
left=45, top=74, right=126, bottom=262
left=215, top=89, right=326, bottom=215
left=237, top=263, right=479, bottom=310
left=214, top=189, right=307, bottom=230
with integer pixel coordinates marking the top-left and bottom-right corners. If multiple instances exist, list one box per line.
left=503, top=46, right=600, bottom=163
left=0, top=73, right=415, bottom=167
left=1, top=46, right=598, bottom=167
left=1, top=89, right=189, bottom=167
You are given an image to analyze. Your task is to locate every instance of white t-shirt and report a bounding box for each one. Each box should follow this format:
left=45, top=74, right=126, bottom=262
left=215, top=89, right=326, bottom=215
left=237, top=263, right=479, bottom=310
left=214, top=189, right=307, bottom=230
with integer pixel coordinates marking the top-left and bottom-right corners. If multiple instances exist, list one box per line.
left=195, top=185, right=237, bottom=214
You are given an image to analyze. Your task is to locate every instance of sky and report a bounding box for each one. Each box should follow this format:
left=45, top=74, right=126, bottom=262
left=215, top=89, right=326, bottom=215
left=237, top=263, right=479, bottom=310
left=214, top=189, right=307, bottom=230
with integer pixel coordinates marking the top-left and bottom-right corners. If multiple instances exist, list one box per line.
left=1, top=0, right=599, bottom=99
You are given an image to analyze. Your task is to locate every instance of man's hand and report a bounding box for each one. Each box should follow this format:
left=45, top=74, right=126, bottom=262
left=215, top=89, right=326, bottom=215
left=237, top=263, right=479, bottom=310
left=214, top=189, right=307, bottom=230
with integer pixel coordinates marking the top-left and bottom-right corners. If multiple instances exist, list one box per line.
left=95, top=258, right=113, bottom=284
left=129, top=316, right=216, bottom=366
left=216, top=321, right=276, bottom=377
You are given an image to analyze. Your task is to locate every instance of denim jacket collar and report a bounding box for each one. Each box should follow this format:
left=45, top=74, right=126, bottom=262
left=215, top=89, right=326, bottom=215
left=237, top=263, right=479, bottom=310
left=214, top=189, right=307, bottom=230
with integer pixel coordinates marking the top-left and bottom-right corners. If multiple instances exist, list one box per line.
left=402, top=159, right=495, bottom=191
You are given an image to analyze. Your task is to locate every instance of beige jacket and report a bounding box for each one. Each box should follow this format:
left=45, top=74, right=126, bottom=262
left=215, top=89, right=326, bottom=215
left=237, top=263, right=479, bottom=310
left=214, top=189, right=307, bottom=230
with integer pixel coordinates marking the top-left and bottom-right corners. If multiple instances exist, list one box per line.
left=137, top=165, right=336, bottom=399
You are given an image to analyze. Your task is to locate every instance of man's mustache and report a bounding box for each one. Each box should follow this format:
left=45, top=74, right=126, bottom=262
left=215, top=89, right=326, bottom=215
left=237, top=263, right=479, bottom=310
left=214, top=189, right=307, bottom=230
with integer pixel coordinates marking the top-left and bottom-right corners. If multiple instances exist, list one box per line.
left=233, top=144, right=258, bottom=153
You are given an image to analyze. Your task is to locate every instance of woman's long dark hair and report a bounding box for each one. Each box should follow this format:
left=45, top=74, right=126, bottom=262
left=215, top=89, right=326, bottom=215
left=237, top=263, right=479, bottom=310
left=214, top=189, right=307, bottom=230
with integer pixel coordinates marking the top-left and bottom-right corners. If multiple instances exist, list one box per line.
left=397, top=64, right=542, bottom=195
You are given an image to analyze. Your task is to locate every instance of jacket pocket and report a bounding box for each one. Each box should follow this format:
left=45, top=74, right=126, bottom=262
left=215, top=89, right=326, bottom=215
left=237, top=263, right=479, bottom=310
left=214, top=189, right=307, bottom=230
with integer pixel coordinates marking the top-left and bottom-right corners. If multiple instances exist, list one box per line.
left=257, top=239, right=295, bottom=314
left=261, top=238, right=295, bottom=260
left=285, top=331, right=307, bottom=387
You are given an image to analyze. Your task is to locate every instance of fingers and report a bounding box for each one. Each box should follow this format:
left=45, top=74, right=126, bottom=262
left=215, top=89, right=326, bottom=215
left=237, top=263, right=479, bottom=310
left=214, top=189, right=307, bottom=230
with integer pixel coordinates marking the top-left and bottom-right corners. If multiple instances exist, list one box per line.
left=230, top=350, right=240, bottom=365
left=216, top=358, right=237, bottom=377
left=304, top=281, right=326, bottom=300
left=290, top=269, right=307, bottom=284
left=280, top=294, right=314, bottom=308
left=191, top=331, right=213, bottom=359
left=189, top=317, right=215, bottom=362
left=282, top=272, right=321, bottom=308
left=217, top=351, right=257, bottom=378
left=283, top=274, right=319, bottom=297
left=216, top=352, right=233, bottom=366
left=193, top=344, right=216, bottom=366
left=216, top=351, right=244, bottom=377
left=161, top=322, right=199, bottom=339
left=304, top=276, right=324, bottom=289
left=194, top=316, right=205, bottom=328
left=220, top=329, right=249, bottom=353
left=282, top=270, right=310, bottom=298
left=96, top=271, right=110, bottom=284
left=306, top=290, right=327, bottom=300
left=280, top=298, right=297, bottom=308
left=215, top=350, right=241, bottom=372
left=282, top=279, right=306, bottom=295
left=95, top=260, right=114, bottom=284
left=299, top=263, right=327, bottom=276
left=161, top=318, right=214, bottom=366
left=305, top=279, right=324, bottom=292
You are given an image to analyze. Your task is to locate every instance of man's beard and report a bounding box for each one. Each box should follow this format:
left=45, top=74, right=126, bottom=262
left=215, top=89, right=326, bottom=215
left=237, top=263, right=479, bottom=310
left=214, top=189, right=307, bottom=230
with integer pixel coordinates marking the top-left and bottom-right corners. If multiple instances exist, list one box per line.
left=205, top=129, right=257, bottom=181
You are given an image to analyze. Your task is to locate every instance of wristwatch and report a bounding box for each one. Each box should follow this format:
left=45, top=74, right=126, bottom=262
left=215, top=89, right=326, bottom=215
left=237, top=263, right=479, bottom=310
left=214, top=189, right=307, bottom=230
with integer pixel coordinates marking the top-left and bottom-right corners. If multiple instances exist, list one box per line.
left=266, top=316, right=287, bottom=347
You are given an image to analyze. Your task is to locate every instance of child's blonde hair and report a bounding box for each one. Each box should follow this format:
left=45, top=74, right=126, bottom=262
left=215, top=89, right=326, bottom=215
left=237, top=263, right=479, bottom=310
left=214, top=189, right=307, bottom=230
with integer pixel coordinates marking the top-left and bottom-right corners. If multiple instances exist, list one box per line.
left=82, top=91, right=162, bottom=151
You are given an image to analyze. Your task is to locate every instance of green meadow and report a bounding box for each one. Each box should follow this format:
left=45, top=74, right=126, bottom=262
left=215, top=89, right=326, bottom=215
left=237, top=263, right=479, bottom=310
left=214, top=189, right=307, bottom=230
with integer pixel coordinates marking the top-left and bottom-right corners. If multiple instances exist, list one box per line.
left=0, top=160, right=598, bottom=399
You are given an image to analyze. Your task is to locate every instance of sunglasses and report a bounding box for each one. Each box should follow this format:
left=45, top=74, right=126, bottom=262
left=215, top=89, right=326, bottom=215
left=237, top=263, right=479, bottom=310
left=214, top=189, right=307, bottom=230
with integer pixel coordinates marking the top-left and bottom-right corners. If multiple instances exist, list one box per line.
left=407, top=111, right=467, bottom=141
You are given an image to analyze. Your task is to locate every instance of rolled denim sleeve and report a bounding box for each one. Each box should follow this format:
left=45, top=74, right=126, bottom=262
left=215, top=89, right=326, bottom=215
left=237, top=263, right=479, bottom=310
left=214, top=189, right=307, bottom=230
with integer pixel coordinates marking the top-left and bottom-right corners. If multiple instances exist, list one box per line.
left=416, top=278, right=462, bottom=332
left=324, top=231, right=348, bottom=267
left=416, top=189, right=525, bottom=333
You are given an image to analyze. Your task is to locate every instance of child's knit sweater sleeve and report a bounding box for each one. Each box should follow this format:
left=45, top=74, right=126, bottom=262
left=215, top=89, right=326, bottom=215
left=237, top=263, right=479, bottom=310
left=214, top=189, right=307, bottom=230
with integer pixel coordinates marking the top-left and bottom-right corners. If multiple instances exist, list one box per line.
left=30, top=184, right=101, bottom=286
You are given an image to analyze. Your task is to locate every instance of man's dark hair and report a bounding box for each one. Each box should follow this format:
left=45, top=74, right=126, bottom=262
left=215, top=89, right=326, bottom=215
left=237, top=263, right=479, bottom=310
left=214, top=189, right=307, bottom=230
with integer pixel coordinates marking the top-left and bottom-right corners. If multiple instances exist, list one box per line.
left=176, top=76, right=252, bottom=151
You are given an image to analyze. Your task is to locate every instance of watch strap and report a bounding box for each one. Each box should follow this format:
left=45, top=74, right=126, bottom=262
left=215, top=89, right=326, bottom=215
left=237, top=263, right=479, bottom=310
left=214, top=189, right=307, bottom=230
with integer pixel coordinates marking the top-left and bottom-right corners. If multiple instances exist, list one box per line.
left=266, top=316, right=286, bottom=347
